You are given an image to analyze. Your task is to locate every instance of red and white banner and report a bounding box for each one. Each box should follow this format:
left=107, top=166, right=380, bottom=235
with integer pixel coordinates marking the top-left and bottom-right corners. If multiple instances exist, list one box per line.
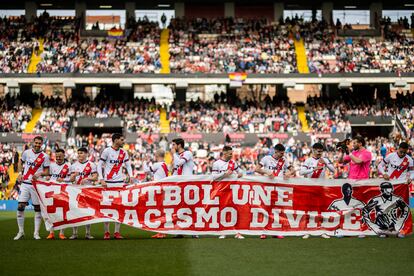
left=34, top=176, right=412, bottom=236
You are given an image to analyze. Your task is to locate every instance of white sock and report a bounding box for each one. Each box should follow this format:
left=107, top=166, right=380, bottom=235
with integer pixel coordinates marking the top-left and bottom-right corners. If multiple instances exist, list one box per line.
left=34, top=212, right=42, bottom=234
left=17, top=211, right=24, bottom=233
left=104, top=222, right=110, bottom=233
left=73, top=227, right=78, bottom=235
left=114, top=222, right=121, bottom=233
left=59, top=229, right=64, bottom=235
left=86, top=225, right=91, bottom=235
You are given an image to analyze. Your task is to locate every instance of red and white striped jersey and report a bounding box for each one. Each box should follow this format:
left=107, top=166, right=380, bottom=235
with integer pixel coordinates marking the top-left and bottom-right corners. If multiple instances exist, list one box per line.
left=259, top=155, right=290, bottom=178
left=50, top=162, right=71, bottom=182
left=300, top=157, right=335, bottom=179
left=98, top=147, right=132, bottom=183
left=144, top=162, right=169, bottom=180
left=172, top=150, right=194, bottom=176
left=70, top=160, right=97, bottom=185
left=378, top=152, right=414, bottom=180
left=212, top=159, right=242, bottom=175
left=21, top=149, right=50, bottom=184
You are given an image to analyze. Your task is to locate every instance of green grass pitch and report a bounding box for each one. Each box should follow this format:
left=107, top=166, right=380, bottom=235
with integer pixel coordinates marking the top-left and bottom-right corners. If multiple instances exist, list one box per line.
left=0, top=211, right=413, bottom=276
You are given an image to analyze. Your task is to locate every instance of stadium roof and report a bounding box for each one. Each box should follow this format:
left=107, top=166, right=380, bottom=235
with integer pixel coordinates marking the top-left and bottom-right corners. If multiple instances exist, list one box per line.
left=0, top=0, right=412, bottom=10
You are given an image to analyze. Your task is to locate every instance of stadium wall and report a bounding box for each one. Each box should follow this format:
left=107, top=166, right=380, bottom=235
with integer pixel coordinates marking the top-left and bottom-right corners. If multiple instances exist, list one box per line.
left=184, top=4, right=224, bottom=19
left=2, top=73, right=414, bottom=85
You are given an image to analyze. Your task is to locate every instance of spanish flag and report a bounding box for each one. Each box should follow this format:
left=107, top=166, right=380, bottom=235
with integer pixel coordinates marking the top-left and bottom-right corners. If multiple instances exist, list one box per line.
left=229, top=72, right=247, bottom=82
left=108, top=28, right=124, bottom=39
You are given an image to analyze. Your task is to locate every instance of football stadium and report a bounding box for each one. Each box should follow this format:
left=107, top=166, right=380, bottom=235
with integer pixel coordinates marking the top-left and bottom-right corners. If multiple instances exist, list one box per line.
left=0, top=0, right=414, bottom=275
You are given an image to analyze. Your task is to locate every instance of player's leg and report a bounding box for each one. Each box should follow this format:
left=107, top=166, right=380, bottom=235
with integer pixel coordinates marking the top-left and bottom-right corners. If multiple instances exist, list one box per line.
left=70, top=227, right=78, bottom=239
left=59, top=228, right=66, bottom=240
left=85, top=225, right=94, bottom=239
left=114, top=222, right=124, bottom=239
left=14, top=184, right=30, bottom=240
left=30, top=185, right=42, bottom=240
left=14, top=202, right=27, bottom=240
left=104, top=222, right=110, bottom=239
left=47, top=227, right=55, bottom=239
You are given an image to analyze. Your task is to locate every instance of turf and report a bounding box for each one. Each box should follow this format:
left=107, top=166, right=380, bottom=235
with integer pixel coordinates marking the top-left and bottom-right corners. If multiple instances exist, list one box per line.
left=0, top=211, right=413, bottom=276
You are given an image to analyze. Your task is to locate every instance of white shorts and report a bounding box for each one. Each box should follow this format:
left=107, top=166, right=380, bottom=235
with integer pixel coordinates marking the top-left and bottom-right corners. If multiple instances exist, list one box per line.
left=18, top=183, right=40, bottom=205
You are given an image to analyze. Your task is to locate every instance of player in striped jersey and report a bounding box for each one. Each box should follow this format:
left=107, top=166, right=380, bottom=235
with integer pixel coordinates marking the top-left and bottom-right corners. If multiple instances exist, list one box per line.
left=299, top=143, right=334, bottom=239
left=46, top=149, right=70, bottom=240
left=212, top=146, right=244, bottom=239
left=378, top=142, right=414, bottom=183
left=255, top=143, right=293, bottom=239
left=144, top=149, right=169, bottom=181
left=299, top=143, right=335, bottom=179
left=14, top=136, right=50, bottom=240
left=170, top=138, right=198, bottom=238
left=171, top=138, right=194, bottom=176
left=98, top=133, right=133, bottom=240
left=68, top=147, right=98, bottom=240
left=145, top=149, right=169, bottom=239
left=255, top=144, right=293, bottom=180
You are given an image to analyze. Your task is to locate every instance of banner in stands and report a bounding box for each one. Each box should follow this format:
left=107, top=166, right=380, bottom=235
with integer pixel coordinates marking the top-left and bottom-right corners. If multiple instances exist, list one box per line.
left=34, top=177, right=412, bottom=236
left=0, top=133, right=66, bottom=143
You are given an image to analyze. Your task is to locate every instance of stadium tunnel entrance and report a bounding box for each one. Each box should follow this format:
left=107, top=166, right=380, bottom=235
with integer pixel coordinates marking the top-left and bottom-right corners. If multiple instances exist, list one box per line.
left=75, top=127, right=123, bottom=137
left=71, top=84, right=134, bottom=102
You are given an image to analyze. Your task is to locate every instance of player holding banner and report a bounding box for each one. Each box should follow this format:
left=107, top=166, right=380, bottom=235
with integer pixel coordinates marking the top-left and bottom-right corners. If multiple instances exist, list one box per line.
left=98, top=133, right=133, bottom=240
left=211, top=146, right=244, bottom=239
left=144, top=149, right=169, bottom=181
left=69, top=147, right=98, bottom=239
left=14, top=136, right=50, bottom=240
left=299, top=143, right=335, bottom=179
left=300, top=143, right=335, bottom=239
left=378, top=142, right=414, bottom=183
left=171, top=138, right=194, bottom=176
left=255, top=143, right=293, bottom=239
left=46, top=148, right=71, bottom=240
left=144, top=149, right=169, bottom=239
left=170, top=138, right=198, bottom=238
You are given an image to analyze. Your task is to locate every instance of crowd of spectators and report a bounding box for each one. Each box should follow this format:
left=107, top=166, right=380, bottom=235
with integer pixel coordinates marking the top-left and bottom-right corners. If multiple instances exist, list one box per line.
left=168, top=17, right=297, bottom=73
left=2, top=14, right=414, bottom=74
left=3, top=90, right=414, bottom=136
left=169, top=94, right=300, bottom=133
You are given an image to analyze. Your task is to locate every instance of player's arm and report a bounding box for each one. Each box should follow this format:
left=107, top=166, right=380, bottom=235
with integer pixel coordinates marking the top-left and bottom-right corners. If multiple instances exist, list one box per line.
left=299, top=162, right=313, bottom=176
left=97, top=150, right=107, bottom=186
left=88, top=172, right=98, bottom=182
left=324, top=158, right=335, bottom=173
left=283, top=160, right=294, bottom=178
left=211, top=161, right=226, bottom=181
left=69, top=167, right=77, bottom=183
left=255, top=163, right=273, bottom=178
left=378, top=155, right=390, bottom=179
left=408, top=158, right=414, bottom=182
left=143, top=162, right=153, bottom=174
left=176, top=152, right=190, bottom=167
left=124, top=152, right=133, bottom=184
left=235, top=164, right=243, bottom=178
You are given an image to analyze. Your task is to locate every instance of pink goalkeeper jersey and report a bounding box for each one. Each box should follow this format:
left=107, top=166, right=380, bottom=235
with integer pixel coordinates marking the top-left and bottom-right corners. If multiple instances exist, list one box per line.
left=344, top=148, right=372, bottom=180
